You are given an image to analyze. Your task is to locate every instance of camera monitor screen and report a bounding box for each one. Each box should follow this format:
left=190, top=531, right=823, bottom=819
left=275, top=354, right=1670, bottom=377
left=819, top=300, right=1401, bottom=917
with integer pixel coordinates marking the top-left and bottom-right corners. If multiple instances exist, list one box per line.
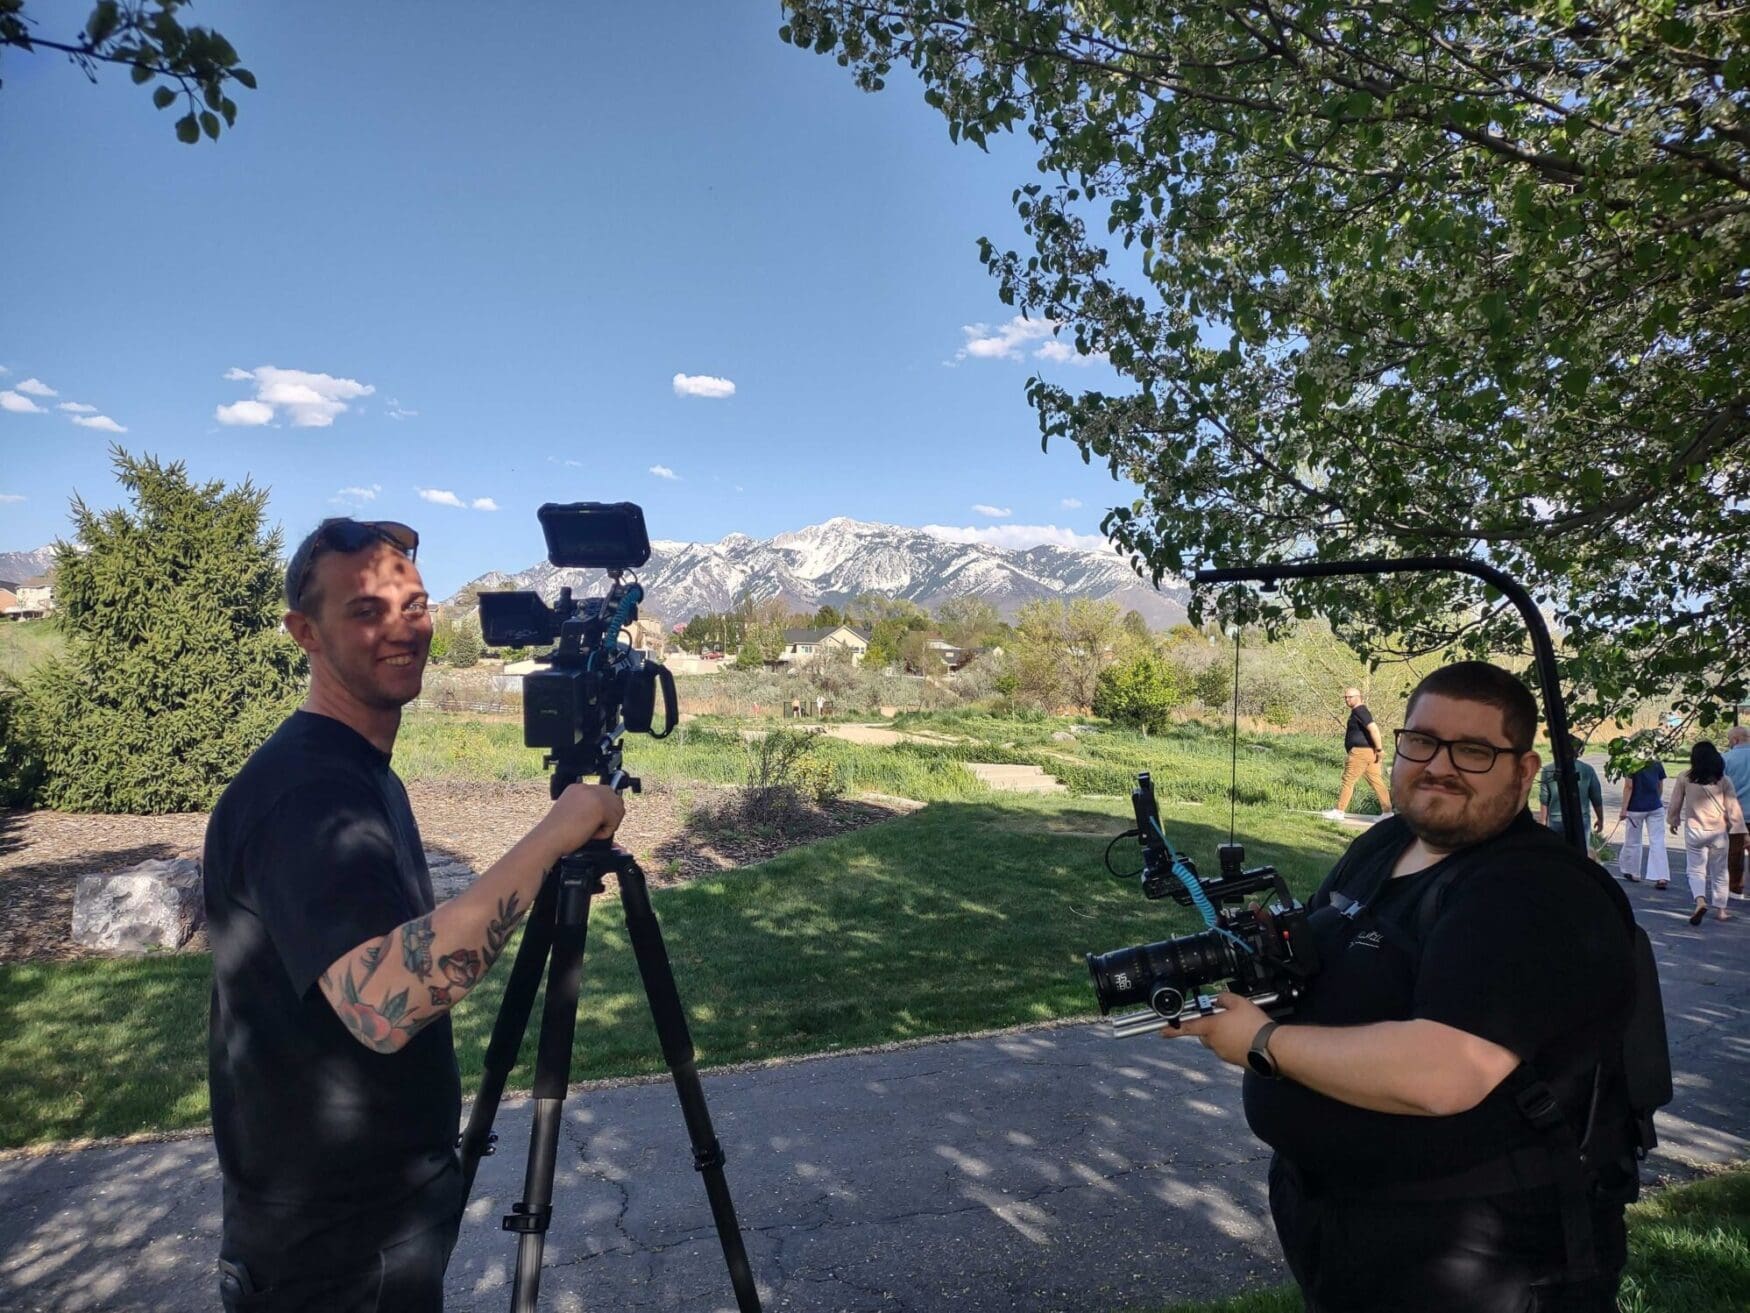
left=478, top=590, right=557, bottom=648
left=538, top=502, right=651, bottom=570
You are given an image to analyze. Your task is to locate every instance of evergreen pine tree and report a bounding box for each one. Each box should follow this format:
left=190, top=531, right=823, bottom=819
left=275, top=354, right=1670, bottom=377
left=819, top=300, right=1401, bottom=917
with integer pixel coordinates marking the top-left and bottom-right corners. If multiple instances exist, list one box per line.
left=24, top=448, right=306, bottom=812
left=447, top=621, right=483, bottom=669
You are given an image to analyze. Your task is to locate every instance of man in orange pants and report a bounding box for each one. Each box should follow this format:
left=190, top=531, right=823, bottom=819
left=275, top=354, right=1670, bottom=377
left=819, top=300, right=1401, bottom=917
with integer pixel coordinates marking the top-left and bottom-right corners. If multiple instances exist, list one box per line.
left=1327, top=687, right=1391, bottom=821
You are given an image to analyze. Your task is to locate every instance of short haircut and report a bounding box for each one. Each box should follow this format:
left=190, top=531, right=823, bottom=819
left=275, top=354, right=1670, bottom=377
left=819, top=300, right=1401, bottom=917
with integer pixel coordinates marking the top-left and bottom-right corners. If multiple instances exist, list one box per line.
left=1404, top=661, right=1540, bottom=750
left=1728, top=725, right=1750, bottom=747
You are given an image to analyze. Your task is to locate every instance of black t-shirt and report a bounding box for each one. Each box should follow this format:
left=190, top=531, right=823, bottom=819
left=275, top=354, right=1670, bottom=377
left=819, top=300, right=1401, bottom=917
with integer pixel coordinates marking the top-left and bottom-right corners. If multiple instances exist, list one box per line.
left=204, top=711, right=462, bottom=1279
left=1243, top=812, right=1631, bottom=1190
left=1343, top=704, right=1377, bottom=750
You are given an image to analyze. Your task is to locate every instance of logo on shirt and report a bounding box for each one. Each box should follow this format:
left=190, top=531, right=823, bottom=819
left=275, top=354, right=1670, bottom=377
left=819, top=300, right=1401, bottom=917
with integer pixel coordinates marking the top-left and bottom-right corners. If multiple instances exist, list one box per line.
left=1349, top=929, right=1385, bottom=950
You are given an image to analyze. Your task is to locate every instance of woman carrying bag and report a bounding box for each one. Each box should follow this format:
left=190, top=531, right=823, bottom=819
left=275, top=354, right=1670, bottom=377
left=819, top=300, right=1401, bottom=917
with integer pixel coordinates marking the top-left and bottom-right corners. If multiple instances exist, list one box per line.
left=1668, top=740, right=1746, bottom=924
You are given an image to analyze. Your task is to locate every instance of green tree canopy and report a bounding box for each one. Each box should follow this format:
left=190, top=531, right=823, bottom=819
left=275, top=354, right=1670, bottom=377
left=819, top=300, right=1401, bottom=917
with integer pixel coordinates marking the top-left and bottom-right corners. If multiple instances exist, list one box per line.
left=23, top=448, right=305, bottom=812
left=2, top=1, right=254, bottom=142
left=781, top=1, right=1750, bottom=736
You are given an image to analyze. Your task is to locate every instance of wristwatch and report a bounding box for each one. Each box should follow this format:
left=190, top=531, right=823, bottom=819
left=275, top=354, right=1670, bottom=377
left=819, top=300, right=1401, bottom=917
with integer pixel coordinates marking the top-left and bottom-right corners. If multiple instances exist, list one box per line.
left=1246, top=1020, right=1283, bottom=1079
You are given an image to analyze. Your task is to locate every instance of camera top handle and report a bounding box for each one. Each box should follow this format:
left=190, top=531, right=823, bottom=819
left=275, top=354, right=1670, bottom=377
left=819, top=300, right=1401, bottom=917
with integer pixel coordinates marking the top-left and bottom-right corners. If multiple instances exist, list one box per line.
left=1192, top=556, right=1584, bottom=853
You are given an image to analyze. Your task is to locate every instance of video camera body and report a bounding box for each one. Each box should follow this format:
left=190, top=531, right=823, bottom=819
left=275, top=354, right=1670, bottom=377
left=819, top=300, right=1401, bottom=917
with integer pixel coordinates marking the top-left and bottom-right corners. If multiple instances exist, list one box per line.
left=1086, top=773, right=1319, bottom=1038
left=477, top=502, right=677, bottom=791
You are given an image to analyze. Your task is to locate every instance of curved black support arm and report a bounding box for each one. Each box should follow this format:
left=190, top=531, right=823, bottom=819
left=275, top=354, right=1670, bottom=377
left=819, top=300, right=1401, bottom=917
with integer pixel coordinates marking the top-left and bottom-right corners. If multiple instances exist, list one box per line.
left=1192, top=556, right=1583, bottom=851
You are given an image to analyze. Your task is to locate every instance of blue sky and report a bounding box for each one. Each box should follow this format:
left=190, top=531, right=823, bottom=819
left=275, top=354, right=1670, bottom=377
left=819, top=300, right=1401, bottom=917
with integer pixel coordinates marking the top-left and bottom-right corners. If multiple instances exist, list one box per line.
left=0, top=3, right=1138, bottom=599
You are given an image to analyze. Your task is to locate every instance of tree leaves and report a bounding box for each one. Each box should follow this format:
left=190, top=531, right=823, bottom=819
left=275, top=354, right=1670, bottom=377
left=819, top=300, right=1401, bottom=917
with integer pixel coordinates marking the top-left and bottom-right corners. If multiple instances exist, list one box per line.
left=0, top=1, right=255, bottom=142
left=781, top=0, right=1750, bottom=736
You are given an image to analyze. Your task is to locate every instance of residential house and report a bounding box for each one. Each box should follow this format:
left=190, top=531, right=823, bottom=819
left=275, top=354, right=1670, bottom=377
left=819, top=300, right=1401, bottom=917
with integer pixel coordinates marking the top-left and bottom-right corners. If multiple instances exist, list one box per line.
left=779, top=625, right=871, bottom=666
left=6, top=575, right=54, bottom=620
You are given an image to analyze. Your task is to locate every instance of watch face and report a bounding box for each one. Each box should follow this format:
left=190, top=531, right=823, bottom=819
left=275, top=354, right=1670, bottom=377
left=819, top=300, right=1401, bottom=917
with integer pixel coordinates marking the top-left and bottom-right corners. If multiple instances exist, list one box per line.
left=1247, top=1050, right=1274, bottom=1077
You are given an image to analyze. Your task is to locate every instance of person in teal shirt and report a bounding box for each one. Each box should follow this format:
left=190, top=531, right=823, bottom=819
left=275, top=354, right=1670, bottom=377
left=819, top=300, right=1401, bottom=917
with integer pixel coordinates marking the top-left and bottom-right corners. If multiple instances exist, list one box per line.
left=1538, top=737, right=1605, bottom=848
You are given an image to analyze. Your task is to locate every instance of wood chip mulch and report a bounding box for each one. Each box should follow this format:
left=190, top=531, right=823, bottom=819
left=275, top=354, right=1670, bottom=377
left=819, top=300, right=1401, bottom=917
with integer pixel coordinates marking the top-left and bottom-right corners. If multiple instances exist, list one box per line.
left=0, top=780, right=918, bottom=966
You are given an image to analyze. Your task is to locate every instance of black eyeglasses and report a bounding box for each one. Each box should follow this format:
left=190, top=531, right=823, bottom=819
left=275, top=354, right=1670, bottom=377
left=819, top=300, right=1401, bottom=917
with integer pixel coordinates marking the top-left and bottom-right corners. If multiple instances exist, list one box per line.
left=1394, top=729, right=1529, bottom=774
left=286, top=519, right=419, bottom=611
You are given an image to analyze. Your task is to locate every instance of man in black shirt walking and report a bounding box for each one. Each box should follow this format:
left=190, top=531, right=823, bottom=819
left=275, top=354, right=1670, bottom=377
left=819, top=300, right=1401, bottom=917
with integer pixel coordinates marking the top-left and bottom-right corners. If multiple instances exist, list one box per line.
left=204, top=519, right=624, bottom=1311
left=1167, top=662, right=1635, bottom=1311
left=1326, top=686, right=1390, bottom=820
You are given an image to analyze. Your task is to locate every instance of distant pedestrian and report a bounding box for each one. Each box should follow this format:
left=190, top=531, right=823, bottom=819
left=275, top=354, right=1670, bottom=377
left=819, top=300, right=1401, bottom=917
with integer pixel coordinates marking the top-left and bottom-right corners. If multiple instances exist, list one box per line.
left=1537, top=736, right=1604, bottom=852
left=1325, top=687, right=1389, bottom=821
left=1614, top=756, right=1670, bottom=888
left=815, top=694, right=825, bottom=719
left=790, top=696, right=802, bottom=720
left=1667, top=740, right=1746, bottom=925
left=1723, top=726, right=1750, bottom=895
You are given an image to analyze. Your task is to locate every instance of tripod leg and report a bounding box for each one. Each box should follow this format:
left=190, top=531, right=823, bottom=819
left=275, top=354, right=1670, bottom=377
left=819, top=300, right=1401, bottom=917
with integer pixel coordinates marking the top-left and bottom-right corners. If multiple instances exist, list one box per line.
left=619, top=863, right=764, bottom=1313
left=507, top=873, right=595, bottom=1313
left=460, top=874, right=559, bottom=1198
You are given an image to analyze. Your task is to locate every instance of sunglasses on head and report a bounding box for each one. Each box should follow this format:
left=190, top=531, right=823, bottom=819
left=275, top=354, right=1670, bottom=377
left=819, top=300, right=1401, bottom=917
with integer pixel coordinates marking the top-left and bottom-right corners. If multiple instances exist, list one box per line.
left=288, top=519, right=419, bottom=611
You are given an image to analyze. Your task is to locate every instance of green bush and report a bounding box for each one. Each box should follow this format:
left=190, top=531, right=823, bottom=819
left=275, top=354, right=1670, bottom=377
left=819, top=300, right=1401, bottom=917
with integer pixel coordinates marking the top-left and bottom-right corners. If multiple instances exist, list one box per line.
left=23, top=450, right=305, bottom=813
left=1092, top=653, right=1187, bottom=734
left=0, top=685, right=44, bottom=807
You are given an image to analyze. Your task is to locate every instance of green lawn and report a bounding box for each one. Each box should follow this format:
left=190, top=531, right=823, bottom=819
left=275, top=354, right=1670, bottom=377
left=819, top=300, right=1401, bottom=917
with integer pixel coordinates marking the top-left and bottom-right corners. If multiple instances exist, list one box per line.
left=1149, top=1164, right=1750, bottom=1313
left=394, top=707, right=1365, bottom=811
left=0, top=619, right=64, bottom=683
left=0, top=795, right=1344, bottom=1147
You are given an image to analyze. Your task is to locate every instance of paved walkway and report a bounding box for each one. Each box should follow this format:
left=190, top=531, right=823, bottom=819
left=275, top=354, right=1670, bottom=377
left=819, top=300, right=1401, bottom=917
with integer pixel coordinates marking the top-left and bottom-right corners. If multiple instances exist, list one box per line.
left=1, top=872, right=1745, bottom=1313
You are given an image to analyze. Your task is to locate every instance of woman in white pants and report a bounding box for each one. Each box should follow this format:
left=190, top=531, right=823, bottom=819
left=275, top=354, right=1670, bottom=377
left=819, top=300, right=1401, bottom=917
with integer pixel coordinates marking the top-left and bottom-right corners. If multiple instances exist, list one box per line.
left=1667, top=740, right=1746, bottom=924
left=1617, top=758, right=1671, bottom=887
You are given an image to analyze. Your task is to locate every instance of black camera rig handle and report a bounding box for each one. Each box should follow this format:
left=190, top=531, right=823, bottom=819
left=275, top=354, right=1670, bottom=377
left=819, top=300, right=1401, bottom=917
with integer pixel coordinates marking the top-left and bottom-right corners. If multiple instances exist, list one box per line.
left=1191, top=556, right=1584, bottom=852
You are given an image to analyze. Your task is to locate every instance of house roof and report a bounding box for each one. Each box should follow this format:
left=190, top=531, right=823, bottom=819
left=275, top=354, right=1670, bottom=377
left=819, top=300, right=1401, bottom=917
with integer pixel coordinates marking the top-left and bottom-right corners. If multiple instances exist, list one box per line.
left=783, top=625, right=872, bottom=644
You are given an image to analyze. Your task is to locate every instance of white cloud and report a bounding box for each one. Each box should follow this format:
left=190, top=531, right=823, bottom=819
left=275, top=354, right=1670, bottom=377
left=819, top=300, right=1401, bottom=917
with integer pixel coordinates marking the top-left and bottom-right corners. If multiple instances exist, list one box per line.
left=216, top=399, right=275, bottom=426
left=71, top=414, right=127, bottom=433
left=15, top=378, right=57, bottom=397
left=57, top=402, right=97, bottom=414
left=417, top=487, right=496, bottom=511
left=923, top=522, right=1116, bottom=554
left=972, top=504, right=1013, bottom=518
left=0, top=493, right=24, bottom=504
left=0, top=390, right=46, bottom=414
left=331, top=484, right=382, bottom=505
left=220, top=365, right=375, bottom=428
left=957, top=315, right=1107, bottom=366
left=672, top=373, right=736, bottom=399
left=387, top=400, right=418, bottom=420
left=1061, top=497, right=1083, bottom=509
left=650, top=465, right=680, bottom=480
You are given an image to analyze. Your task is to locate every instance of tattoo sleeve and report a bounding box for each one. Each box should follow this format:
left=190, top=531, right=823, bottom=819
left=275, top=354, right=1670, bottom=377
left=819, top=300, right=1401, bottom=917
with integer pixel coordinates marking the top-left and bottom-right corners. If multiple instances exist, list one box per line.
left=319, top=887, right=538, bottom=1052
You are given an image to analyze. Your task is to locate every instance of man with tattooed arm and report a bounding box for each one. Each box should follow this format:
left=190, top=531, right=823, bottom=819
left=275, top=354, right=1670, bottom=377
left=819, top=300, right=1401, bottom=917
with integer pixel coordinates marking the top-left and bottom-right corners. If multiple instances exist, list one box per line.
left=203, top=519, right=624, bottom=1312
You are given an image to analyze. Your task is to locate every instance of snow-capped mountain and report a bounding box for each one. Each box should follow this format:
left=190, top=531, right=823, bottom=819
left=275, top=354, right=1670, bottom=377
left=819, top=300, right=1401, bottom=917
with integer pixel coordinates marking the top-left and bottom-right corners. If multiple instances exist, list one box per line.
left=0, top=546, right=58, bottom=585
left=453, top=517, right=1190, bottom=627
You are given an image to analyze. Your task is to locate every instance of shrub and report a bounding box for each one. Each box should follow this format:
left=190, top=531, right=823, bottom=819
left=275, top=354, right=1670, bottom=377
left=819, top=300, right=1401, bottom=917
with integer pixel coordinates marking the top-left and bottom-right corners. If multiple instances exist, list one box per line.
left=1093, top=653, right=1188, bottom=735
left=24, top=450, right=305, bottom=813
left=0, top=685, right=44, bottom=807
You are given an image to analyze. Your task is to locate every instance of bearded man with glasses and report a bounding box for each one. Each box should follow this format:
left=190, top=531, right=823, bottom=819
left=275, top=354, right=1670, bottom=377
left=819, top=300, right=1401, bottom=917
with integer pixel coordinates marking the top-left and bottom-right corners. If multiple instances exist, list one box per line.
left=202, top=518, right=626, bottom=1312
left=1165, top=662, right=1637, bottom=1312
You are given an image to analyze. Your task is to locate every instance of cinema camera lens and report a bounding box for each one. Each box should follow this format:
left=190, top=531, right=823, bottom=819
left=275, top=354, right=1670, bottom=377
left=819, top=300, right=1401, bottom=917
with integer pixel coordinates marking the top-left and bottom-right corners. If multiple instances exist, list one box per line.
left=1086, top=773, right=1319, bottom=1037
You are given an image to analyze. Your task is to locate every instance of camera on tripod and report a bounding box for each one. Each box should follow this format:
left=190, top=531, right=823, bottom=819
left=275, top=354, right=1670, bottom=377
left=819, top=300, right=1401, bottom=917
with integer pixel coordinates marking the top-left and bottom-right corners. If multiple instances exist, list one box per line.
left=1086, top=772, right=1319, bottom=1039
left=477, top=502, right=677, bottom=787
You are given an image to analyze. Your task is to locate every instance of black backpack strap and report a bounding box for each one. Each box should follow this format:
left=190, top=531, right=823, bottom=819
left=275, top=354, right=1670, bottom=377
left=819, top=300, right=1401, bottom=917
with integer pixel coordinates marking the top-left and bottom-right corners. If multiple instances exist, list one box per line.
left=1315, top=815, right=1412, bottom=916
left=1507, top=1067, right=1602, bottom=1280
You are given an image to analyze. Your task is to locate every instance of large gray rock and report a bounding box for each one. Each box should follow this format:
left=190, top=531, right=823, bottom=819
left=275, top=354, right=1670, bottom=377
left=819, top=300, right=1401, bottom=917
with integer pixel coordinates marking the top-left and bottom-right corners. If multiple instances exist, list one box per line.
left=70, top=857, right=205, bottom=954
